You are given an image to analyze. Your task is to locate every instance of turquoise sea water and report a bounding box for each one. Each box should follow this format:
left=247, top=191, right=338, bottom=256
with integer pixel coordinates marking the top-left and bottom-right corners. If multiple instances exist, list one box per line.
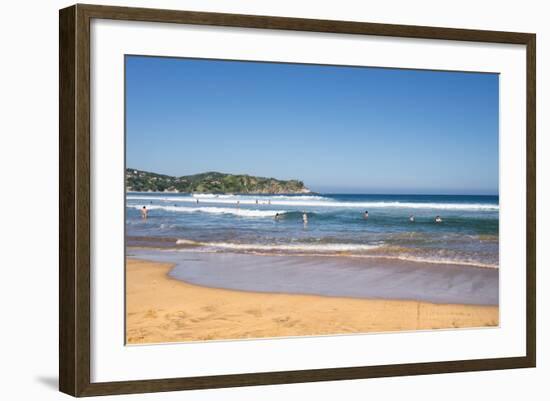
left=126, top=193, right=499, bottom=269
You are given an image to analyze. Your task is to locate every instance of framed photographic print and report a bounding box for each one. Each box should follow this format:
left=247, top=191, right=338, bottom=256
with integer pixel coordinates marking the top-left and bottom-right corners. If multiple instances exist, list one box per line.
left=59, top=4, right=536, bottom=397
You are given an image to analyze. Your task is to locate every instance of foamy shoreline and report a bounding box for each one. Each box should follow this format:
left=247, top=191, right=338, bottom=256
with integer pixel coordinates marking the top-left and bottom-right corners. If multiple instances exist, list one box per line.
left=127, top=238, right=499, bottom=270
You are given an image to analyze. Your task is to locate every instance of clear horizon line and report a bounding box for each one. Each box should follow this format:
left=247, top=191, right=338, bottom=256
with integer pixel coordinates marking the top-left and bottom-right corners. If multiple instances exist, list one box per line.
left=318, top=192, right=499, bottom=196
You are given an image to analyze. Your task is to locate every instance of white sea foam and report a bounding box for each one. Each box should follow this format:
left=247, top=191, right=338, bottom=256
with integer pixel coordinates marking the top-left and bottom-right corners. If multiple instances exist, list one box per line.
left=190, top=193, right=326, bottom=201
left=176, top=240, right=380, bottom=253
left=131, top=204, right=282, bottom=217
left=263, top=195, right=328, bottom=201
left=191, top=193, right=237, bottom=199
left=128, top=195, right=498, bottom=211
left=170, top=239, right=497, bottom=268
left=347, top=254, right=499, bottom=269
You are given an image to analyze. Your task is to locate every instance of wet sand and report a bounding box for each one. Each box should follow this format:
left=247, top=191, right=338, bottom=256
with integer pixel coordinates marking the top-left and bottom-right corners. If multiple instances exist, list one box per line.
left=130, top=249, right=498, bottom=305
left=126, top=257, right=499, bottom=344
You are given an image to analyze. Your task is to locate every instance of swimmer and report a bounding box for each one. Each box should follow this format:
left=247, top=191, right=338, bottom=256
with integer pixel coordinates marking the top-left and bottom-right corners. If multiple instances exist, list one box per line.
left=364, top=210, right=369, bottom=219
left=302, top=212, right=308, bottom=224
left=435, top=215, right=443, bottom=223
left=140, top=206, right=148, bottom=220
left=409, top=215, right=415, bottom=222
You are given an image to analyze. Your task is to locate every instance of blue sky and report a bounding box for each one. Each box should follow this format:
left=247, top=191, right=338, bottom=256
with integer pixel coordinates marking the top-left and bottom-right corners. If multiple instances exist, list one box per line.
left=126, top=56, right=499, bottom=195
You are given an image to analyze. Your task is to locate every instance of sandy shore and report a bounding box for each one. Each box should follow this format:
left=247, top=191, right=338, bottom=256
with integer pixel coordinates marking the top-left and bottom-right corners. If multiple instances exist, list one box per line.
left=126, top=258, right=499, bottom=344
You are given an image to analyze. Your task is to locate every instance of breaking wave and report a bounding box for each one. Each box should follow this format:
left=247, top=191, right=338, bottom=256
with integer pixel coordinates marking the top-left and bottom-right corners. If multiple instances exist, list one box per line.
left=168, top=238, right=497, bottom=268
left=130, top=204, right=282, bottom=218
left=127, top=195, right=498, bottom=211
left=177, top=240, right=381, bottom=253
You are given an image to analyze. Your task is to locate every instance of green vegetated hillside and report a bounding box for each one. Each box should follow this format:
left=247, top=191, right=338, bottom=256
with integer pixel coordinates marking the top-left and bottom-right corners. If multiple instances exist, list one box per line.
left=126, top=168, right=311, bottom=194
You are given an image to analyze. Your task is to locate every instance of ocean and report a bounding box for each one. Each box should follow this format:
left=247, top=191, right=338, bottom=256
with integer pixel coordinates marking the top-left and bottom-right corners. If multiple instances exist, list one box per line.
left=126, top=193, right=499, bottom=269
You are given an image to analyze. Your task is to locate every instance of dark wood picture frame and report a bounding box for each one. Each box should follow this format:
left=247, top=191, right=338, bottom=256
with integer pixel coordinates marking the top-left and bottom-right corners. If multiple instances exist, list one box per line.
left=59, top=3, right=536, bottom=397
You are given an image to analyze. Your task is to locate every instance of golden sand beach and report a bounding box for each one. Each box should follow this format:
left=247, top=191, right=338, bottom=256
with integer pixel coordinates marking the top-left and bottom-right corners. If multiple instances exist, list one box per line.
left=126, top=258, right=499, bottom=344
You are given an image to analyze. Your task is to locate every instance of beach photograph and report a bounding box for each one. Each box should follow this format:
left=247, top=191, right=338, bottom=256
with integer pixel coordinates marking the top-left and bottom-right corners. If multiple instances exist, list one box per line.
left=125, top=55, right=499, bottom=344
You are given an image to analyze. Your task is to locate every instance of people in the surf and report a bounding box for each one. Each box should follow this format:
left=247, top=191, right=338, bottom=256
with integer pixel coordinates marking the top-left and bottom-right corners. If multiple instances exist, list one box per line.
left=274, top=212, right=280, bottom=220
left=302, top=212, right=308, bottom=224
left=435, top=215, right=443, bottom=223
left=256, top=199, right=259, bottom=204
left=364, top=211, right=369, bottom=219
left=409, top=215, right=415, bottom=222
left=196, top=198, right=199, bottom=204
left=236, top=200, right=240, bottom=208
left=141, top=206, right=148, bottom=220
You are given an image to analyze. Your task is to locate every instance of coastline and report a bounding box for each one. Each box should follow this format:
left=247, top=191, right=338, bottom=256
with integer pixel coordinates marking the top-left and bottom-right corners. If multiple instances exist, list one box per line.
left=126, top=257, right=499, bottom=344
left=129, top=247, right=498, bottom=305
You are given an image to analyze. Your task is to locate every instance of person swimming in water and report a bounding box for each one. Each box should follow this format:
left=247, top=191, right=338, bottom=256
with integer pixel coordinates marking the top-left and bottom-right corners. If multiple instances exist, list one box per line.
left=140, top=206, right=148, bottom=220
left=274, top=212, right=280, bottom=220
left=196, top=198, right=199, bottom=204
left=302, top=212, right=308, bottom=224
left=435, top=215, right=443, bottom=223
left=409, top=215, right=415, bottom=222
left=364, top=211, right=369, bottom=219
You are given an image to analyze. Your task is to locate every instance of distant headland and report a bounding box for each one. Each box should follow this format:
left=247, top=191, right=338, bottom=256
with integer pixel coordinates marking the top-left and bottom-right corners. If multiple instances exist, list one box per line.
left=126, top=168, right=312, bottom=194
